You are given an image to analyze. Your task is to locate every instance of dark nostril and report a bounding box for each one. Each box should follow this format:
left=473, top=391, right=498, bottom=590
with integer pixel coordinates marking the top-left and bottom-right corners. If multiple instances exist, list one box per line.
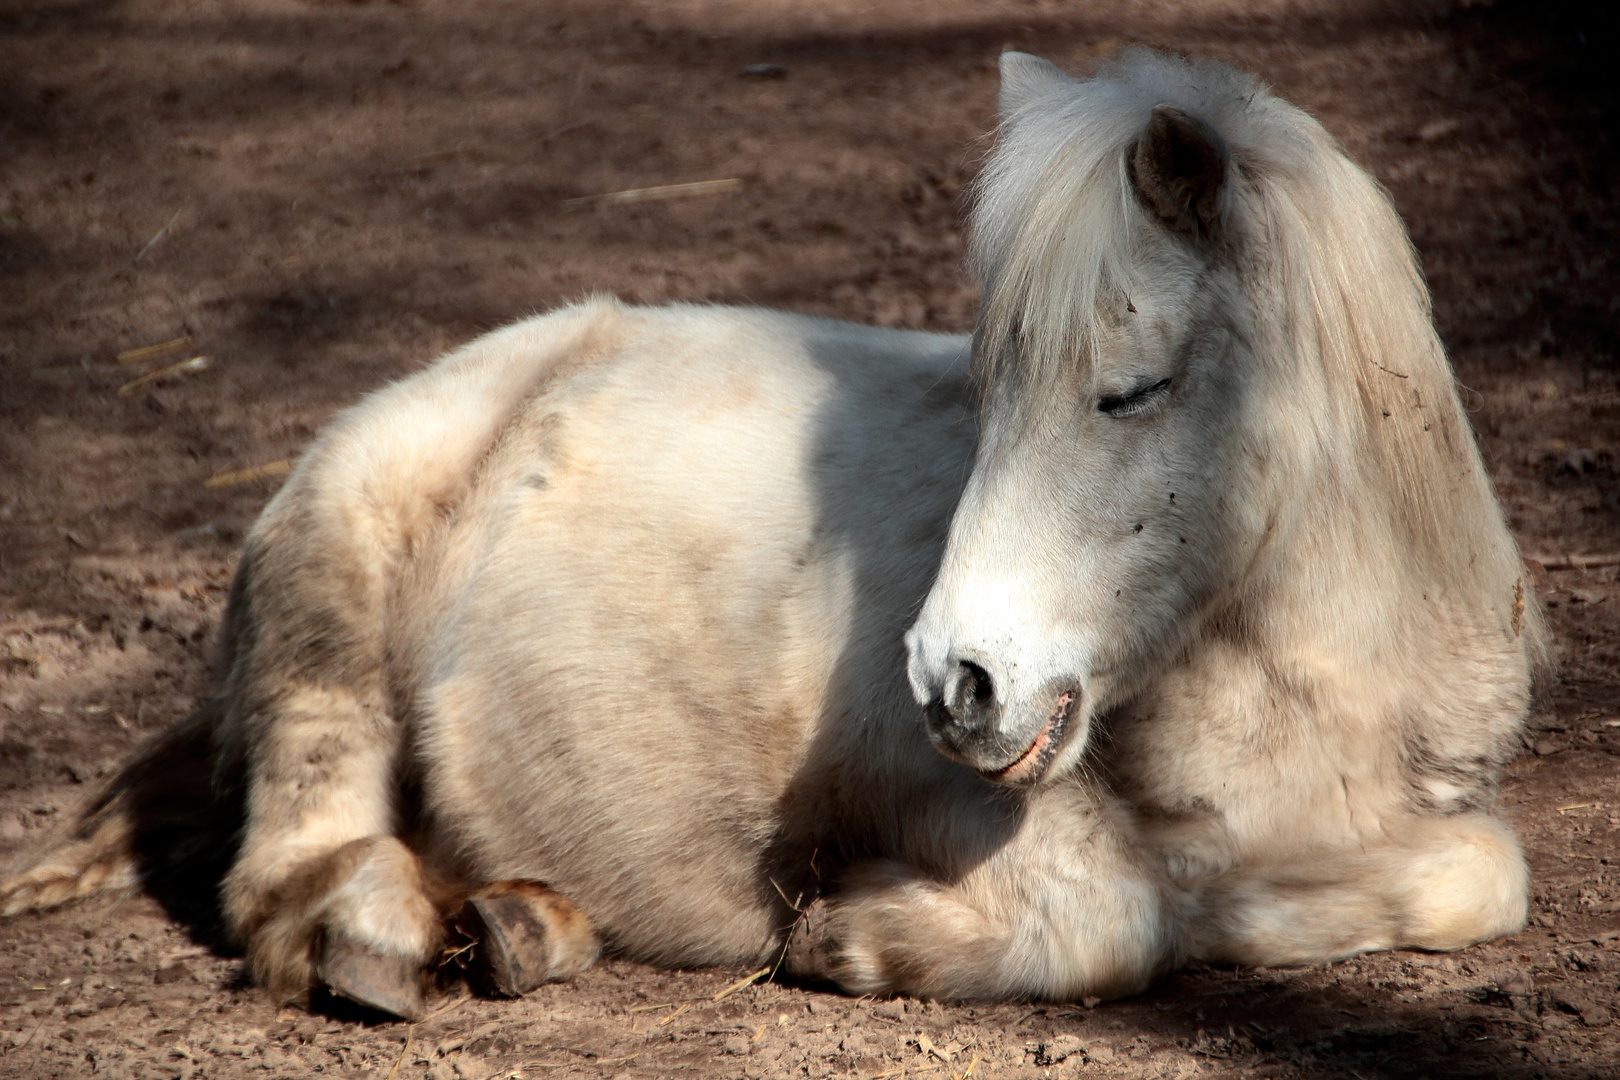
left=944, top=660, right=998, bottom=734
left=927, top=659, right=1003, bottom=753
left=959, top=660, right=995, bottom=707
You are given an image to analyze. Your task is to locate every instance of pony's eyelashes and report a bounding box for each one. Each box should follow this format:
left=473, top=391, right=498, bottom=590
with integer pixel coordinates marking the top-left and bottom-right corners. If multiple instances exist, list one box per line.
left=1097, top=376, right=1172, bottom=418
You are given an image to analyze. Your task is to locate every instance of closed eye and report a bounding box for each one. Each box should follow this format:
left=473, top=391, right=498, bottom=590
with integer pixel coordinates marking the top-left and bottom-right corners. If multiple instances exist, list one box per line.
left=1097, top=376, right=1172, bottom=418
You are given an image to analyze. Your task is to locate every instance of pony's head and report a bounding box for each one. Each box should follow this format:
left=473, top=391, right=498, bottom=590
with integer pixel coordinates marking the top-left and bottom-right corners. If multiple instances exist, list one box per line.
left=906, top=50, right=1540, bottom=786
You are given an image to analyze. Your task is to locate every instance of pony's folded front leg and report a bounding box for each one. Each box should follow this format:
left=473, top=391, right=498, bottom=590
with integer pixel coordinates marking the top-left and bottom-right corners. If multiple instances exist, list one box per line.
left=1183, top=812, right=1529, bottom=968
left=222, top=682, right=439, bottom=1019
left=794, top=792, right=1184, bottom=1001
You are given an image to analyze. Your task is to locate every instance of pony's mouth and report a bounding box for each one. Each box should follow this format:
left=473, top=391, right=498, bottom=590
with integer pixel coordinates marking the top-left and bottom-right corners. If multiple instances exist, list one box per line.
left=978, top=690, right=1076, bottom=786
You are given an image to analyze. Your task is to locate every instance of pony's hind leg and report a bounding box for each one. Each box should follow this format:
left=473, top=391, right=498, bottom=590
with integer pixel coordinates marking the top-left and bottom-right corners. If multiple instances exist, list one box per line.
left=221, top=678, right=442, bottom=1018
left=219, top=518, right=440, bottom=1017
left=1184, top=812, right=1529, bottom=967
left=222, top=678, right=597, bottom=1016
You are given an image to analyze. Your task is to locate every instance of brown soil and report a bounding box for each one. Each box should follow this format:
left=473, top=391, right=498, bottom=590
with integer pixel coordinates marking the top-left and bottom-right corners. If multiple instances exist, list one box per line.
left=1, top=0, right=1616, bottom=1077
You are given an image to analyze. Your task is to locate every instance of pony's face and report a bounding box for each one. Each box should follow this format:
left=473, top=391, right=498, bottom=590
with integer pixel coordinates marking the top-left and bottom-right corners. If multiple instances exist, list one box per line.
left=907, top=60, right=1266, bottom=786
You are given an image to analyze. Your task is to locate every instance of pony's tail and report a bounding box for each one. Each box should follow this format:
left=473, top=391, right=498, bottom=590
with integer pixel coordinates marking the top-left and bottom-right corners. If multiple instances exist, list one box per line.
left=0, top=700, right=239, bottom=921
left=0, top=796, right=138, bottom=916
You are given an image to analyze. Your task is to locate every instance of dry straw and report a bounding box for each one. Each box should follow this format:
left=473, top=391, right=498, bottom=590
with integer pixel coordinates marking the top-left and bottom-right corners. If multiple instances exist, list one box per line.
left=561, top=178, right=741, bottom=208
left=117, top=355, right=208, bottom=397
left=204, top=458, right=292, bottom=489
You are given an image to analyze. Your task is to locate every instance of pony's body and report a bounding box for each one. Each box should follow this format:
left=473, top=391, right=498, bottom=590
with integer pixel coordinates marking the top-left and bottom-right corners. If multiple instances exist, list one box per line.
left=366, top=304, right=987, bottom=966
left=2, top=50, right=1541, bottom=1010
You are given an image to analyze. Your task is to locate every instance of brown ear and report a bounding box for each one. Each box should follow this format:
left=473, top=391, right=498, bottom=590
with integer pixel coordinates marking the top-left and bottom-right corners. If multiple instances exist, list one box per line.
left=1129, top=104, right=1227, bottom=236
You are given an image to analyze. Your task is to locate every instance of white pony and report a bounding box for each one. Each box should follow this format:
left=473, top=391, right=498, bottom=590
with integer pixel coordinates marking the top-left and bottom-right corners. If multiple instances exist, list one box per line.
left=2, top=49, right=1542, bottom=1018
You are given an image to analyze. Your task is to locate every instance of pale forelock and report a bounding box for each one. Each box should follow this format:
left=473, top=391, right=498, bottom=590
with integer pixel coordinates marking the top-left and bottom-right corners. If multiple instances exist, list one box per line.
left=968, top=49, right=1262, bottom=386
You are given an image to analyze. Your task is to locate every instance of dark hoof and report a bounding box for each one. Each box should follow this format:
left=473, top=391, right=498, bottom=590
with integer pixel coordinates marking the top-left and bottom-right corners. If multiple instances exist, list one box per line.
left=318, top=933, right=425, bottom=1021
left=782, top=897, right=838, bottom=981
left=458, top=894, right=553, bottom=997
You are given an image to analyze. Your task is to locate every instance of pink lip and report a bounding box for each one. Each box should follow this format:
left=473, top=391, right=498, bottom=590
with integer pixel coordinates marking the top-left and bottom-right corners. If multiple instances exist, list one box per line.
left=978, top=691, right=1075, bottom=785
left=982, top=719, right=1053, bottom=783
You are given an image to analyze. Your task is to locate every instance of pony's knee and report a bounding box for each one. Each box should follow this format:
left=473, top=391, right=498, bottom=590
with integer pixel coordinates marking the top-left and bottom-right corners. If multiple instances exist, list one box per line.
left=1399, top=813, right=1528, bottom=950
left=810, top=860, right=1178, bottom=1002
left=812, top=861, right=994, bottom=999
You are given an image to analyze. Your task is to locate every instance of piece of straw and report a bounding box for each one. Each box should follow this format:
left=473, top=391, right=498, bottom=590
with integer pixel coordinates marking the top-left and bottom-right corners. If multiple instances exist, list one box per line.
left=711, top=967, right=770, bottom=1002
left=134, top=209, right=182, bottom=262
left=204, top=458, right=292, bottom=489
left=869, top=1065, right=944, bottom=1079
left=117, top=336, right=191, bottom=364
left=117, top=355, right=209, bottom=397
left=561, top=178, right=742, bottom=208
left=655, top=1003, right=692, bottom=1027
left=384, top=1027, right=413, bottom=1080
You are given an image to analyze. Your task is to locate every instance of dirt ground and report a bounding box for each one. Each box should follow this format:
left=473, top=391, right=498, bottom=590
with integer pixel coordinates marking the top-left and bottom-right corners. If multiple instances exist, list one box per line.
left=1, top=0, right=1617, bottom=1077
